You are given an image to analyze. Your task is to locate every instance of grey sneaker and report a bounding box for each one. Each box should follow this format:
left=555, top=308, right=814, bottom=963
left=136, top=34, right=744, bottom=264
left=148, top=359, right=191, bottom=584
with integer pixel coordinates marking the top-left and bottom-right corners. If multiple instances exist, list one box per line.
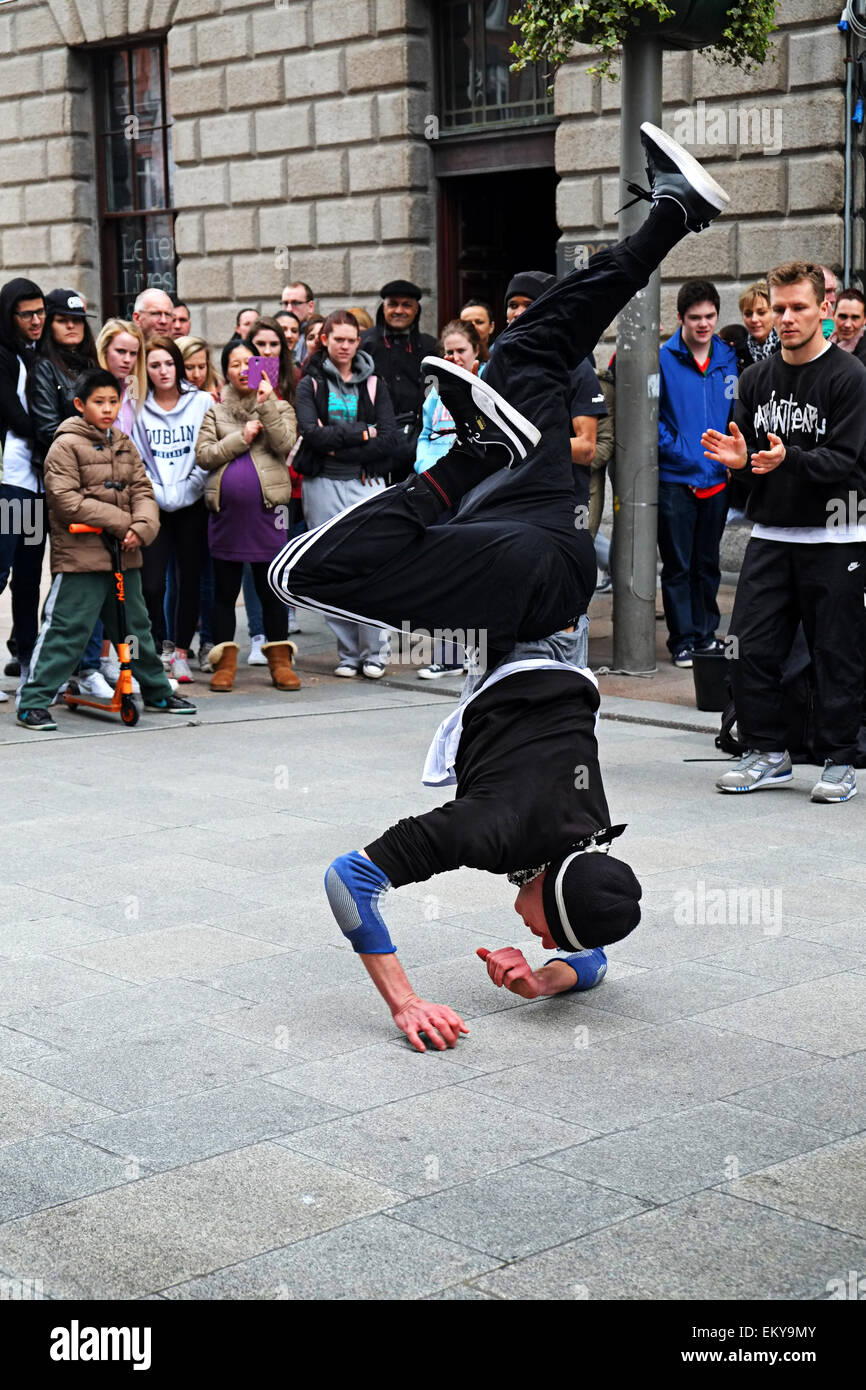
left=170, top=653, right=194, bottom=683
left=716, top=750, right=793, bottom=793
left=811, top=761, right=857, bottom=803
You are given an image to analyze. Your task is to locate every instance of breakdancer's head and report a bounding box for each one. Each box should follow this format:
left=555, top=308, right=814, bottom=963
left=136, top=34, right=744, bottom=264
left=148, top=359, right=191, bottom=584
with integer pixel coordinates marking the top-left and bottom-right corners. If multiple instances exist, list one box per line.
left=514, top=847, right=642, bottom=951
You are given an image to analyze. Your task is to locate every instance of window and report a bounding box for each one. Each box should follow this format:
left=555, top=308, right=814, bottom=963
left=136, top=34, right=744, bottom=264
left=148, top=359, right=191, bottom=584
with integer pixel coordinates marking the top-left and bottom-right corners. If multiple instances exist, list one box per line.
left=438, top=0, right=554, bottom=134
left=94, top=41, right=176, bottom=320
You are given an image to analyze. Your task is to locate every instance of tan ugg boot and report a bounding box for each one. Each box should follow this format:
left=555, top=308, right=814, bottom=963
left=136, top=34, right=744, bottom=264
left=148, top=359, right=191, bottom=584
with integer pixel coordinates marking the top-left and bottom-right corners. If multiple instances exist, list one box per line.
left=262, top=640, right=301, bottom=690
left=208, top=641, right=239, bottom=692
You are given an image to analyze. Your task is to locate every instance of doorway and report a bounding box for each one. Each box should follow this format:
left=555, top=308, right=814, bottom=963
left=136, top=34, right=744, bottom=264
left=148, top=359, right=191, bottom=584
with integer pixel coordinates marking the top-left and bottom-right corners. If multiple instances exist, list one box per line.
left=437, top=166, right=560, bottom=331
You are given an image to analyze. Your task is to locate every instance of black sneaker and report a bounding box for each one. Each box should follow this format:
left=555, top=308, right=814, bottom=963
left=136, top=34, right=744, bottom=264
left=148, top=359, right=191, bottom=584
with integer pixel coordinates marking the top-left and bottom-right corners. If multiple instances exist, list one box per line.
left=4, top=659, right=20, bottom=677
left=693, top=637, right=725, bottom=654
left=672, top=647, right=693, bottom=669
left=421, top=356, right=541, bottom=468
left=637, top=123, right=730, bottom=233
left=143, top=694, right=197, bottom=714
left=17, top=708, right=57, bottom=731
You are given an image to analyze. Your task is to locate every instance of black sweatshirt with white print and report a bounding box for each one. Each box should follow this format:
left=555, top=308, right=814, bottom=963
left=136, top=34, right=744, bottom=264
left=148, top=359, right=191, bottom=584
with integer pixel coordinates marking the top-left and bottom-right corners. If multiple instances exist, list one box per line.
left=734, top=344, right=866, bottom=528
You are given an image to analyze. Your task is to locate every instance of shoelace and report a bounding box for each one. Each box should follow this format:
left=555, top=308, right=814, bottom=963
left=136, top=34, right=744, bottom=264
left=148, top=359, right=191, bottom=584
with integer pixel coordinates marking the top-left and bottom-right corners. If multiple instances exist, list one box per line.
left=820, top=762, right=852, bottom=784
left=616, top=180, right=653, bottom=216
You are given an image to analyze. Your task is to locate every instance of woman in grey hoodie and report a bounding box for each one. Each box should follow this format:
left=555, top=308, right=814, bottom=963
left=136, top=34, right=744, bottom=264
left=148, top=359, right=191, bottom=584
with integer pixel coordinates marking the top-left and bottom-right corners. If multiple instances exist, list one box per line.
left=295, top=310, right=397, bottom=678
left=132, top=335, right=212, bottom=684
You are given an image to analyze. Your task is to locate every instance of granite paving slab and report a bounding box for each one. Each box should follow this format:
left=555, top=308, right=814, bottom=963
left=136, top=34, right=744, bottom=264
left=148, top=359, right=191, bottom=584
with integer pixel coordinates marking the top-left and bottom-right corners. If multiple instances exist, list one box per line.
left=16, top=1023, right=292, bottom=1111
left=727, top=1052, right=866, bottom=1137
left=388, top=1162, right=648, bottom=1261
left=724, top=1135, right=866, bottom=1239
left=536, top=1100, right=837, bottom=1204
left=471, top=1191, right=866, bottom=1301
left=0, top=1134, right=138, bottom=1223
left=459, top=1020, right=825, bottom=1132
left=279, top=1088, right=594, bottom=1196
left=161, top=1212, right=500, bottom=1300
left=694, top=973, right=866, bottom=1057
left=71, top=1079, right=345, bottom=1171
left=0, top=1145, right=405, bottom=1300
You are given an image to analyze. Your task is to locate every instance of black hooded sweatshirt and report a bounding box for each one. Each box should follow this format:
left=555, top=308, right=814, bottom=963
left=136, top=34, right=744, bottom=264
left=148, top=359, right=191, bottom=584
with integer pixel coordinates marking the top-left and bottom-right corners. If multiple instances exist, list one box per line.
left=361, top=305, right=436, bottom=426
left=0, top=277, right=44, bottom=447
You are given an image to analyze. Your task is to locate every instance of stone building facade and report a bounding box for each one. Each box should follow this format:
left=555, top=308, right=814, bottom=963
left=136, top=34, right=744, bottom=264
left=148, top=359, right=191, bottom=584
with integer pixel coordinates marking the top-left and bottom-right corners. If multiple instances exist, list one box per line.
left=0, top=0, right=856, bottom=346
left=554, top=0, right=854, bottom=331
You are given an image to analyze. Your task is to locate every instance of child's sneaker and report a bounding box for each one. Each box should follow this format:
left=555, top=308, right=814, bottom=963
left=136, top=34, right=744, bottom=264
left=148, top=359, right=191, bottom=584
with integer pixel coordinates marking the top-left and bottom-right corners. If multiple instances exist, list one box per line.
left=247, top=634, right=267, bottom=666
left=72, top=669, right=115, bottom=701
left=99, top=654, right=141, bottom=694
left=17, top=708, right=57, bottom=732
left=170, top=653, right=194, bottom=683
left=143, top=694, right=197, bottom=715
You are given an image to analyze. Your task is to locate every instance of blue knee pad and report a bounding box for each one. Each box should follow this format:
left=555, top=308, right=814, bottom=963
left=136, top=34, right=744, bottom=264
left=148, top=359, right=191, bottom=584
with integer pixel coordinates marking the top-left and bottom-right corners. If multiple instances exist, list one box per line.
left=325, top=851, right=396, bottom=954
left=547, top=947, right=607, bottom=993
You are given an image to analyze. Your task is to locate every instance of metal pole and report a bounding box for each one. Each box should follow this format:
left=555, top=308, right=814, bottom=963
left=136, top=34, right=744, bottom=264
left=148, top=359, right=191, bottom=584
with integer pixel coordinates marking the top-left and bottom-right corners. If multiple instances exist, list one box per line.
left=612, top=37, right=664, bottom=673
left=843, top=27, right=854, bottom=286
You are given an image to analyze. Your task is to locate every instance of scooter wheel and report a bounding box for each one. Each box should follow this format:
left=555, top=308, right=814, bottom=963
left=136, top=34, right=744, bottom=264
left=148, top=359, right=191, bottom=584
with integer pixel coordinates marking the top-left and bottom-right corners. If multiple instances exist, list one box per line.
left=120, top=696, right=140, bottom=726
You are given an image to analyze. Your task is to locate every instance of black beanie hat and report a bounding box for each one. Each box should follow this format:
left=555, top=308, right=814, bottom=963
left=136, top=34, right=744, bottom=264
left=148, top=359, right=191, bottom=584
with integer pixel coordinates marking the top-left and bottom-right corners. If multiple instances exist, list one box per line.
left=505, top=270, right=556, bottom=305
left=541, top=848, right=642, bottom=950
left=379, top=279, right=423, bottom=301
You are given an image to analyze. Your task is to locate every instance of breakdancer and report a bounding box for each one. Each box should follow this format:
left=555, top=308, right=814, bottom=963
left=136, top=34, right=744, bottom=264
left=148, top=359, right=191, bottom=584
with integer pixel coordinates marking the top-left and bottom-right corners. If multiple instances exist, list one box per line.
left=270, top=124, right=730, bottom=1051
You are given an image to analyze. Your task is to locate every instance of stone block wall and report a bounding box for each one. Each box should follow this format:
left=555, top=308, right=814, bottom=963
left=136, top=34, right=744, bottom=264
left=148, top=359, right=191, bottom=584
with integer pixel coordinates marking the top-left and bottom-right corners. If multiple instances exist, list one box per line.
left=553, top=0, right=851, bottom=336
left=0, top=0, right=437, bottom=341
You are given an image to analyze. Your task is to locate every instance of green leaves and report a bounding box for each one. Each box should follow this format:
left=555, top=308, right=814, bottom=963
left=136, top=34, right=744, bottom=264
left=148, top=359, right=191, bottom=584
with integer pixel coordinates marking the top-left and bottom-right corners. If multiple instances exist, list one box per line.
left=509, top=0, right=777, bottom=82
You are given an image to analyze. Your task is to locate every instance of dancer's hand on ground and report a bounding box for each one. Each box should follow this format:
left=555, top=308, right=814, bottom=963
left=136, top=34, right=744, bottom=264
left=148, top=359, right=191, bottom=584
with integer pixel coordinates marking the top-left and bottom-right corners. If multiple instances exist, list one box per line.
left=392, top=996, right=469, bottom=1053
left=701, top=421, right=747, bottom=470
left=751, top=432, right=786, bottom=474
left=243, top=419, right=262, bottom=445
left=476, top=946, right=543, bottom=999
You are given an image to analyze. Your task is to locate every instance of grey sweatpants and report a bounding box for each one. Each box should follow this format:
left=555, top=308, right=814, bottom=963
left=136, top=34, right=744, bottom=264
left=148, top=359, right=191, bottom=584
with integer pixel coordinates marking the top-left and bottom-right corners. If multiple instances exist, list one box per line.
left=301, top=474, right=391, bottom=667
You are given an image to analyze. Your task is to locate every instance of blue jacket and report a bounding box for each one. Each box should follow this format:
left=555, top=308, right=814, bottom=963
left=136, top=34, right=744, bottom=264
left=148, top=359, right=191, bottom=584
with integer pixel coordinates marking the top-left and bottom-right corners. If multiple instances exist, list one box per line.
left=658, top=328, right=736, bottom=487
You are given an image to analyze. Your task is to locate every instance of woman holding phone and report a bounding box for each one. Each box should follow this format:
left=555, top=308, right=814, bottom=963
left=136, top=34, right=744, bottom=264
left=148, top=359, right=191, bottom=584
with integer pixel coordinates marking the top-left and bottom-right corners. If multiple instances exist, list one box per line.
left=246, top=316, right=297, bottom=402
left=195, top=341, right=300, bottom=693
left=132, top=335, right=212, bottom=684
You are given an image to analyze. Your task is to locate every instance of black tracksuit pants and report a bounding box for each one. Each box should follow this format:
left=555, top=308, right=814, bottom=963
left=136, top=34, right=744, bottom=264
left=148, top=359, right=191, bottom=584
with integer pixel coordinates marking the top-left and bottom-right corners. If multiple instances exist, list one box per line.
left=269, top=202, right=688, bottom=654
left=730, top=536, right=866, bottom=765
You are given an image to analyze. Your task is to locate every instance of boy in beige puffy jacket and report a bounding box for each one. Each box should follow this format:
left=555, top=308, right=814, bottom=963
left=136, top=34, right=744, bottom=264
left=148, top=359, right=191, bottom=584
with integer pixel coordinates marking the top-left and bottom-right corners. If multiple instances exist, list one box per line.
left=17, top=368, right=195, bottom=730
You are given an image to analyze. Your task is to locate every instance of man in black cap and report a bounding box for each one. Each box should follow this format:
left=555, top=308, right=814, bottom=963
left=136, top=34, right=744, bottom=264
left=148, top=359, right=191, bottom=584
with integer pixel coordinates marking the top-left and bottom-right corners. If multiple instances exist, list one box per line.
left=271, top=123, right=729, bottom=1051
left=361, top=279, right=436, bottom=480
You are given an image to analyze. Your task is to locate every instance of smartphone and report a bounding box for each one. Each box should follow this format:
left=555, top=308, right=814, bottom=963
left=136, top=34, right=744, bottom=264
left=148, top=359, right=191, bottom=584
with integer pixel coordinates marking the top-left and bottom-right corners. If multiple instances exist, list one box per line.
left=247, top=355, right=280, bottom=390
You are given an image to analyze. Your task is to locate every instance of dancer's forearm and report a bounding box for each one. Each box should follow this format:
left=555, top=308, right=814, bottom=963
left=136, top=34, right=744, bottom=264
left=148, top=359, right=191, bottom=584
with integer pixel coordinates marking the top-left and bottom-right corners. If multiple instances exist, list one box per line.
left=360, top=952, right=418, bottom=1013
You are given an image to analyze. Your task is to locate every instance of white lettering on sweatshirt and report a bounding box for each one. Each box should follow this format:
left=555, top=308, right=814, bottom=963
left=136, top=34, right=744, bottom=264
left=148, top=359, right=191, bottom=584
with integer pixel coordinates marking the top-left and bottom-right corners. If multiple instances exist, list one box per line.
left=753, top=389, right=827, bottom=442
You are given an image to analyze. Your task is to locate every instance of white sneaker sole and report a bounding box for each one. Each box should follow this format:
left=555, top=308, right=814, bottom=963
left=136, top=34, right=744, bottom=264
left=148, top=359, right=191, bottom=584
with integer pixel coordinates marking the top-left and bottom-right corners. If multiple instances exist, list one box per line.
left=640, top=122, right=730, bottom=214
left=717, top=772, right=793, bottom=792
left=811, top=783, right=858, bottom=803
left=422, top=356, right=541, bottom=461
